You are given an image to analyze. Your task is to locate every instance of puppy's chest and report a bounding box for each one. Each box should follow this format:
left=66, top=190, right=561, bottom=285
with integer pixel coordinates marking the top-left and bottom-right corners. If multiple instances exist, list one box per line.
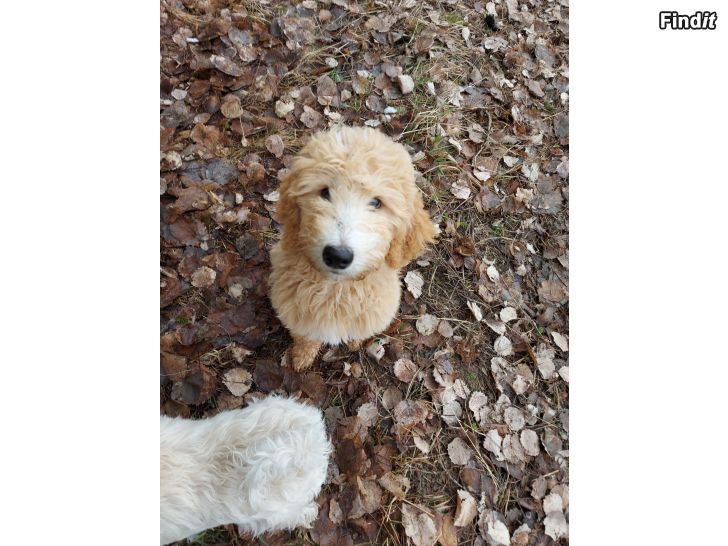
left=272, top=259, right=401, bottom=343
left=304, top=278, right=401, bottom=342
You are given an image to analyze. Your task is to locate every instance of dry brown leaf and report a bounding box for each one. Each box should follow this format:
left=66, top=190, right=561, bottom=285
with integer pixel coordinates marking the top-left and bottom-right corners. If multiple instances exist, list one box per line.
left=394, top=358, right=418, bottom=383
left=483, top=429, right=504, bottom=460
left=500, top=306, right=517, bottom=323
left=520, top=429, right=540, bottom=457
left=484, top=318, right=506, bottom=335
left=265, top=134, right=285, bottom=158
left=480, top=510, right=511, bottom=546
left=535, top=344, right=556, bottom=379
left=551, top=331, right=569, bottom=352
left=300, top=105, right=322, bottom=128
left=191, top=266, right=216, bottom=288
left=504, top=407, right=525, bottom=431
left=404, top=270, right=424, bottom=298
left=209, top=54, right=243, bottom=76
left=544, top=511, right=568, bottom=541
left=220, top=94, right=243, bottom=118
left=494, top=335, right=513, bottom=357
left=450, top=179, right=471, bottom=200
left=467, top=300, right=483, bottom=322
left=402, top=504, right=438, bottom=546
left=437, top=320, right=454, bottom=337
left=381, top=386, right=403, bottom=410
left=416, top=314, right=439, bottom=335
left=378, top=471, right=410, bottom=500
left=453, top=489, right=478, bottom=527
left=222, top=368, right=252, bottom=397
left=538, top=279, right=567, bottom=302
left=447, top=437, right=474, bottom=466
left=413, top=432, right=431, bottom=454
left=357, top=402, right=379, bottom=427
left=393, top=400, right=429, bottom=427
left=366, top=338, right=386, bottom=362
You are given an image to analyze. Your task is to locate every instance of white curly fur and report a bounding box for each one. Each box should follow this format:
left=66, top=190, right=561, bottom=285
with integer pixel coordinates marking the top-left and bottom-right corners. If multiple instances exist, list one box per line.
left=160, top=397, right=331, bottom=545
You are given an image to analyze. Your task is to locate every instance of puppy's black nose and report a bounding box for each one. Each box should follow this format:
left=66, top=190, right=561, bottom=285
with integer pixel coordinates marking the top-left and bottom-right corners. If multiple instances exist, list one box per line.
left=323, top=245, right=354, bottom=269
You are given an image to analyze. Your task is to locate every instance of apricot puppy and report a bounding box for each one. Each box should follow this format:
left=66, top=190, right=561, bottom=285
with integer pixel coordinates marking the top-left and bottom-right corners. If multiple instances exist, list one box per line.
left=269, top=126, right=436, bottom=371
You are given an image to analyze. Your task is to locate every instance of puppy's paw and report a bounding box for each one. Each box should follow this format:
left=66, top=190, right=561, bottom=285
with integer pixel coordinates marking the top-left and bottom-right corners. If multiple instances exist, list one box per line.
left=346, top=339, right=363, bottom=352
left=291, top=352, right=315, bottom=372
left=290, top=336, right=322, bottom=372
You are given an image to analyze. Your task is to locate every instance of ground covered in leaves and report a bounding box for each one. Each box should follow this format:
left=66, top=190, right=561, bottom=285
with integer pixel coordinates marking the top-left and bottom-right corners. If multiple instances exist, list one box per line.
left=160, top=0, right=569, bottom=544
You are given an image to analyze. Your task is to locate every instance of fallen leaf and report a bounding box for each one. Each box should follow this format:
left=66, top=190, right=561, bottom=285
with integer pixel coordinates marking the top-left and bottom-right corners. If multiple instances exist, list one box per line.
left=486, top=265, right=500, bottom=282
left=551, top=331, right=569, bottom=352
left=402, top=504, right=438, bottom=546
left=265, top=134, right=285, bottom=158
left=394, top=358, right=418, bottom=383
left=382, top=386, right=403, bottom=410
left=210, top=54, right=243, bottom=76
left=413, top=432, right=431, bottom=454
left=437, top=320, right=454, bottom=337
left=544, top=511, right=568, bottom=541
left=504, top=407, right=525, bottom=431
left=357, top=402, right=379, bottom=427
left=353, top=477, right=383, bottom=516
left=494, top=336, right=513, bottom=357
left=483, top=429, right=504, bottom=460
left=447, top=437, right=474, bottom=465
left=535, top=344, right=556, bottom=379
left=520, top=429, right=540, bottom=457
left=300, top=105, right=322, bottom=128
left=450, top=179, right=471, bottom=200
left=416, top=314, right=439, bottom=335
left=500, top=307, right=517, bottom=323
left=442, top=399, right=463, bottom=427
left=453, top=489, right=478, bottom=527
left=394, top=400, right=429, bottom=427
left=404, top=270, right=424, bottom=298
left=191, top=266, right=216, bottom=288
left=538, top=279, right=567, bottom=302
left=484, top=318, right=506, bottom=335
left=480, top=510, right=511, bottom=546
left=220, top=94, right=243, bottom=118
left=275, top=98, right=295, bottom=118
left=263, top=190, right=279, bottom=202
left=397, top=74, right=415, bottom=94
left=467, top=300, right=483, bottom=322
left=468, top=391, right=488, bottom=420
left=222, top=367, right=252, bottom=396
left=378, top=471, right=410, bottom=500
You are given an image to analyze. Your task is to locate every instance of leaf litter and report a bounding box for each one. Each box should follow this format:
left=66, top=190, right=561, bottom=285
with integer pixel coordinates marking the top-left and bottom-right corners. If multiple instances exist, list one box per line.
left=160, top=0, right=569, bottom=542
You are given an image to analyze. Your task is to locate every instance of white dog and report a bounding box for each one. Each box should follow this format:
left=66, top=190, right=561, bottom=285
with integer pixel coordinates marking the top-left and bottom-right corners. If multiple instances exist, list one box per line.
left=160, top=397, right=330, bottom=545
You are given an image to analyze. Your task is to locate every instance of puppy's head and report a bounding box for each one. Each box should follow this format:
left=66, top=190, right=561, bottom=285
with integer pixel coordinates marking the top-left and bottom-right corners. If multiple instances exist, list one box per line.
left=277, top=126, right=436, bottom=278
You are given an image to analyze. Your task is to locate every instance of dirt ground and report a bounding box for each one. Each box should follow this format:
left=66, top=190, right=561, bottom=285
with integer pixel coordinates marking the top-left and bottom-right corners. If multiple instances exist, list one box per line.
left=160, top=0, right=569, bottom=544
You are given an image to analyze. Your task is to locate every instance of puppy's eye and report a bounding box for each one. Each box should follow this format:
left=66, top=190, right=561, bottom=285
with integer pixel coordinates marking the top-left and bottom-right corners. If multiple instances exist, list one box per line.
left=370, top=198, right=382, bottom=209
left=320, top=187, right=331, bottom=201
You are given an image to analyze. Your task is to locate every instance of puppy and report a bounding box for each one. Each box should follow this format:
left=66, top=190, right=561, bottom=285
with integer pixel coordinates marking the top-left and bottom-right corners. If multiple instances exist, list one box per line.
left=160, top=397, right=330, bottom=545
left=270, top=126, right=436, bottom=371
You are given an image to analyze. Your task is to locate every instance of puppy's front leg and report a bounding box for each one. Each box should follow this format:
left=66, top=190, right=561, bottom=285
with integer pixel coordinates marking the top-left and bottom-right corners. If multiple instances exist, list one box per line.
left=291, top=335, right=322, bottom=371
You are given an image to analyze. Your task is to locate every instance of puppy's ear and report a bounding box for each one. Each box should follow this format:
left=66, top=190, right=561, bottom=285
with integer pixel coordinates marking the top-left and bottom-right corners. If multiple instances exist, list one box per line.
left=277, top=171, right=300, bottom=251
left=386, top=192, right=437, bottom=270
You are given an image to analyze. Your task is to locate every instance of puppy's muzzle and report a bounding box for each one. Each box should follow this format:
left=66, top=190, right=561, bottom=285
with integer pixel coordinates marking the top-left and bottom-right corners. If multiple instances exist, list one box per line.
left=323, top=245, right=354, bottom=270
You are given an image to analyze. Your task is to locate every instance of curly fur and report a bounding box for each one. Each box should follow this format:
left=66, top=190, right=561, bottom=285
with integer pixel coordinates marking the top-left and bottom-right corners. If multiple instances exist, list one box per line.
left=269, top=126, right=436, bottom=369
left=160, top=397, right=331, bottom=545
